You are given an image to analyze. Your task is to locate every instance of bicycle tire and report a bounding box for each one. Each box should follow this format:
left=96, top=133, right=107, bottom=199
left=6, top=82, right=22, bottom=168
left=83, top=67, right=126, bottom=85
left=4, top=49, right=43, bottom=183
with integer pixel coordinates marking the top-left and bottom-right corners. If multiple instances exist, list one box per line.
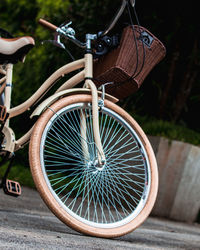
left=29, top=94, right=158, bottom=238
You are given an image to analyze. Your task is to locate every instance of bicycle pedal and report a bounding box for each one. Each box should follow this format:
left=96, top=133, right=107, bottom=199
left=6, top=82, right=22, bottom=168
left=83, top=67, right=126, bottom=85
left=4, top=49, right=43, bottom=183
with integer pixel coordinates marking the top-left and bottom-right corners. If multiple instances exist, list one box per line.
left=3, top=179, right=21, bottom=197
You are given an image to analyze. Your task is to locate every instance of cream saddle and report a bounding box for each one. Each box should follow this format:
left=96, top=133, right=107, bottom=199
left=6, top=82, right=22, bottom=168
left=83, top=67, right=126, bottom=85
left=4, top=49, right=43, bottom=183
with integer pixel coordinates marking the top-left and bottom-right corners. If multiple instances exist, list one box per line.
left=0, top=36, right=35, bottom=64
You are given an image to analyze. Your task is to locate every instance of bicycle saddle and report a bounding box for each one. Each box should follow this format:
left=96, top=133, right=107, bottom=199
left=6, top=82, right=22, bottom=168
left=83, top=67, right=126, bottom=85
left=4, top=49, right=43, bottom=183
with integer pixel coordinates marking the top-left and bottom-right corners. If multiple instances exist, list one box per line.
left=0, top=36, right=35, bottom=64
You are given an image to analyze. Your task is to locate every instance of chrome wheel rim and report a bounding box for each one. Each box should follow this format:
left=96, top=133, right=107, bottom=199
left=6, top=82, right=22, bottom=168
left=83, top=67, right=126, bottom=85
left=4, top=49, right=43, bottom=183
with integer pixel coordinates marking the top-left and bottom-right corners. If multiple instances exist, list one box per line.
left=40, top=103, right=151, bottom=228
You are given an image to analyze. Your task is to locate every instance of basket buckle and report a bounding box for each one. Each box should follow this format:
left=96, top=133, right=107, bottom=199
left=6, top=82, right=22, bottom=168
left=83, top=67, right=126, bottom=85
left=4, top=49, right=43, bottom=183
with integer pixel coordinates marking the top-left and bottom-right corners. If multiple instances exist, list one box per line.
left=139, top=31, right=154, bottom=47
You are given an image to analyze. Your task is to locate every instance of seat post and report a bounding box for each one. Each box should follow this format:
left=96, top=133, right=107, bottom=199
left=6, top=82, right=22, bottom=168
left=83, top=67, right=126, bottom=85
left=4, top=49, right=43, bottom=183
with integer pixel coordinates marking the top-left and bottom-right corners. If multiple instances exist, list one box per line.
left=4, top=63, right=13, bottom=111
left=4, top=63, right=13, bottom=126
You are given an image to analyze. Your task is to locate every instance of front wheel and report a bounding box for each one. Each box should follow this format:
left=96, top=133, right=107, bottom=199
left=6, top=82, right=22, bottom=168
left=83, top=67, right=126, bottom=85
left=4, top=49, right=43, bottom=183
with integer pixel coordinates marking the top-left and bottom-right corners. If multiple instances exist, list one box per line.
left=29, top=94, right=158, bottom=238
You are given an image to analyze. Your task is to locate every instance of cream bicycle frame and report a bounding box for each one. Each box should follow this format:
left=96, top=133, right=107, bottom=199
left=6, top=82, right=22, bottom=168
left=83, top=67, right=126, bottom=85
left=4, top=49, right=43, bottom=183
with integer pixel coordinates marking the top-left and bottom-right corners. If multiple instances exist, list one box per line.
left=0, top=53, right=118, bottom=164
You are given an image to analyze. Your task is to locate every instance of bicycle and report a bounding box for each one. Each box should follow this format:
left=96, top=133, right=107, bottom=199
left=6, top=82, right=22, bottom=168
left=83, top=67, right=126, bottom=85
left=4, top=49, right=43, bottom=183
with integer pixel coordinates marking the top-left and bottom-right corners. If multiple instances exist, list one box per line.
left=0, top=0, right=158, bottom=238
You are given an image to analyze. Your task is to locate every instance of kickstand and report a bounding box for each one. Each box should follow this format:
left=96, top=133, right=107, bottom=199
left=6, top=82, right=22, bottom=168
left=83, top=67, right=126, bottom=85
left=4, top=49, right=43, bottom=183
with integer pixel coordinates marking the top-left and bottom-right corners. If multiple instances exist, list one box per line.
left=0, top=153, right=21, bottom=197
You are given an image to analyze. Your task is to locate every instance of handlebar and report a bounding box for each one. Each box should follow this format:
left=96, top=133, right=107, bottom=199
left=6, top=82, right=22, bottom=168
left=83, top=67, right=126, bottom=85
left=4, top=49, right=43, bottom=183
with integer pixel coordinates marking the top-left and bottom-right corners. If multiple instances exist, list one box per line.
left=38, top=18, right=58, bottom=32
left=38, top=0, right=136, bottom=49
left=39, top=18, right=86, bottom=49
left=130, top=0, right=135, bottom=7
left=99, top=0, right=135, bottom=37
left=99, top=0, right=127, bottom=37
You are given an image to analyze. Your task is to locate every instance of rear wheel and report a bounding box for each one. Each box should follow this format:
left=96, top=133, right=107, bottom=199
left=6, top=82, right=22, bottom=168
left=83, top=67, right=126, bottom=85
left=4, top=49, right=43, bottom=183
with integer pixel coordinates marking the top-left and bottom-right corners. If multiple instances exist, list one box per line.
left=29, top=94, right=158, bottom=238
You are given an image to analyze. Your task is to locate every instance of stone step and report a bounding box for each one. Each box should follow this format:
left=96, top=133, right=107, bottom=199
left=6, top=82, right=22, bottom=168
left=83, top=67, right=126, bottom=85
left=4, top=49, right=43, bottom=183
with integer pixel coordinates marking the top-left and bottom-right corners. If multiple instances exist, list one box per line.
left=148, top=136, right=200, bottom=223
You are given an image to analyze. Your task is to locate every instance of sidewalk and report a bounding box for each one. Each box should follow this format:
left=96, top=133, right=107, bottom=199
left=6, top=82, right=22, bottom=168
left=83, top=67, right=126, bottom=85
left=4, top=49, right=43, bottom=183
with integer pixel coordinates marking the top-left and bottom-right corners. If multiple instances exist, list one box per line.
left=0, top=187, right=200, bottom=249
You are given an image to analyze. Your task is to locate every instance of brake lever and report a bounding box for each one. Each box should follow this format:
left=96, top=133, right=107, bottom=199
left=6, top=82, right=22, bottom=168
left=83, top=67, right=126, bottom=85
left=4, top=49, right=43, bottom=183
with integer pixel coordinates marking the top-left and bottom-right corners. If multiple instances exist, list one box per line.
left=41, top=33, right=66, bottom=50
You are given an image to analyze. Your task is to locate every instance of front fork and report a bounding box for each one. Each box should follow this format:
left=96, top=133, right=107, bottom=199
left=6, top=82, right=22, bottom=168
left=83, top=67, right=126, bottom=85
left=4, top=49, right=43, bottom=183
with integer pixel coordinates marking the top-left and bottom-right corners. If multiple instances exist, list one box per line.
left=82, top=54, right=106, bottom=165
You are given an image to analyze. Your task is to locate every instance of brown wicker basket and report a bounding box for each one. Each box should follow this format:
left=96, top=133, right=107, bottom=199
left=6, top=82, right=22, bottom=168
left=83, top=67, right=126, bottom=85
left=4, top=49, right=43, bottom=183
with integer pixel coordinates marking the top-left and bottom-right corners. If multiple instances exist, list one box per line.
left=93, top=25, right=166, bottom=99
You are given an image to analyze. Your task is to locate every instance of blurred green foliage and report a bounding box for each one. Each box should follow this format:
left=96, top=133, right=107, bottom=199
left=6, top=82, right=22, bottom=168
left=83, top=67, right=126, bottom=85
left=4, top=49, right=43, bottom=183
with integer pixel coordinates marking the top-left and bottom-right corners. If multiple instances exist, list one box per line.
left=133, top=114, right=200, bottom=146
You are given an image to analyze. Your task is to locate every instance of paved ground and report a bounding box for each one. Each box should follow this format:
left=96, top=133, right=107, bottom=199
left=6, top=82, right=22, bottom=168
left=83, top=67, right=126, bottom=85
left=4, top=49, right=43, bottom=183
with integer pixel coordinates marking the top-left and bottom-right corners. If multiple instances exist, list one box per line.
left=0, top=187, right=200, bottom=249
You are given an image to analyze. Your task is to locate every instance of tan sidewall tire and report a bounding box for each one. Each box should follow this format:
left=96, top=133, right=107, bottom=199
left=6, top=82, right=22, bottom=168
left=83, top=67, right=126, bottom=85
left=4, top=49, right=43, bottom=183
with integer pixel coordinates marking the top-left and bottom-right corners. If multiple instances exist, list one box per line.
left=29, top=94, right=158, bottom=238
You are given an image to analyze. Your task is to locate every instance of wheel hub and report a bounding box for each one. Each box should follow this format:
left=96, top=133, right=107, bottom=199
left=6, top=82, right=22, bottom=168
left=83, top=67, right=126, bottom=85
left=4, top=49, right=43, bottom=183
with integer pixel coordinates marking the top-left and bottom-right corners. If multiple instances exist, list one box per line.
left=87, top=160, right=106, bottom=173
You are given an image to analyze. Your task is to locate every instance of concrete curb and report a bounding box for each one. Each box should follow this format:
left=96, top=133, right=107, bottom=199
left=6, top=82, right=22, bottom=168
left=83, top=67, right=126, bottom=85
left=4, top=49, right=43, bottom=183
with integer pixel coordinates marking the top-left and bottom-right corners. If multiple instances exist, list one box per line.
left=148, top=136, right=200, bottom=223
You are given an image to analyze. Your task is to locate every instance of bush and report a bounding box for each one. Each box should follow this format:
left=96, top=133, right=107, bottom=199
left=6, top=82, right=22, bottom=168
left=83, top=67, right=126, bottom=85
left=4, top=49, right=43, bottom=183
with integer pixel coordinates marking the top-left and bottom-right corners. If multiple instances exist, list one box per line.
left=133, top=114, right=200, bottom=146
